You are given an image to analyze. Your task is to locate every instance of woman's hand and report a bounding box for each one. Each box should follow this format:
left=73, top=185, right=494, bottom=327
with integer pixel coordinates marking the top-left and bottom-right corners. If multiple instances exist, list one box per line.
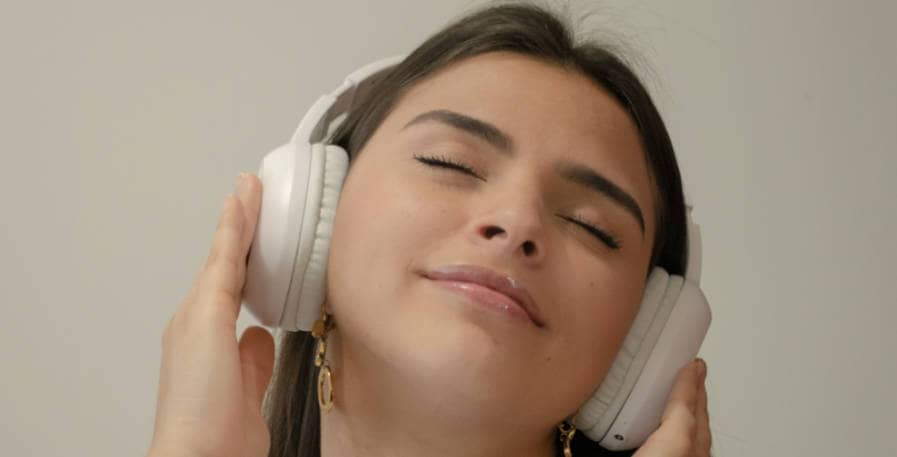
left=633, top=359, right=712, bottom=457
left=147, top=173, right=275, bottom=457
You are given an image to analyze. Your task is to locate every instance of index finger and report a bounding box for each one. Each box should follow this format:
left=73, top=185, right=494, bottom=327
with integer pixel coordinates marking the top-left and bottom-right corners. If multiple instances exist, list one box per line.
left=234, top=172, right=262, bottom=258
left=193, top=193, right=247, bottom=317
left=657, top=359, right=704, bottom=438
left=634, top=359, right=706, bottom=456
left=186, top=174, right=256, bottom=320
left=662, top=359, right=704, bottom=419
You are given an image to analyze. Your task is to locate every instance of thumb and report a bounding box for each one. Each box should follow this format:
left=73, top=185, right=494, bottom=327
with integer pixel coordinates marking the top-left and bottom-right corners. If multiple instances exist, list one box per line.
left=238, top=326, right=276, bottom=411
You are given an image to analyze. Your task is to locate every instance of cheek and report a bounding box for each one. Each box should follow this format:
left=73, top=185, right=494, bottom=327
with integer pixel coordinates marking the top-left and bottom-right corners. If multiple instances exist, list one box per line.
left=326, top=168, right=396, bottom=313
left=545, top=267, right=643, bottom=400
left=325, top=158, right=453, bottom=324
left=569, top=302, right=636, bottom=368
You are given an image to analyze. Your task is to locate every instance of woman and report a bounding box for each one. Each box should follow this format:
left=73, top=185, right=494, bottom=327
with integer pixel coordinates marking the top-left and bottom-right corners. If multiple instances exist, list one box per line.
left=147, top=3, right=711, bottom=457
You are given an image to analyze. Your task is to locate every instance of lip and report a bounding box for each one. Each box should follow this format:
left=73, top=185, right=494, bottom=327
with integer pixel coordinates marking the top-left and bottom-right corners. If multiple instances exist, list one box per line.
left=421, top=264, right=545, bottom=328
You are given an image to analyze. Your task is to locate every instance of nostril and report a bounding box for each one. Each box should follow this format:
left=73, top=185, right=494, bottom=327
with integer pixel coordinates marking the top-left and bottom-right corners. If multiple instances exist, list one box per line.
left=522, top=240, right=536, bottom=256
left=479, top=225, right=539, bottom=257
left=483, top=225, right=504, bottom=238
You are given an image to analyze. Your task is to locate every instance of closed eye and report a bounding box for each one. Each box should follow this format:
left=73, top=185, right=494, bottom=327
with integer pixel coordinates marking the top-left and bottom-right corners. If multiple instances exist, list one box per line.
left=561, top=214, right=622, bottom=250
left=414, top=154, right=621, bottom=250
left=413, top=154, right=485, bottom=181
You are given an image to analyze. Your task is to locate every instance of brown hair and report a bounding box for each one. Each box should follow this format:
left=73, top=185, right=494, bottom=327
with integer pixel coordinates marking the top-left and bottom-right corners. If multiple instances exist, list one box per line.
left=265, top=2, right=687, bottom=456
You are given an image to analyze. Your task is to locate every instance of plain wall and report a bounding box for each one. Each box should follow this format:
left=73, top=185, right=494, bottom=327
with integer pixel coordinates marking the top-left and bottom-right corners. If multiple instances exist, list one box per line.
left=1, top=1, right=894, bottom=456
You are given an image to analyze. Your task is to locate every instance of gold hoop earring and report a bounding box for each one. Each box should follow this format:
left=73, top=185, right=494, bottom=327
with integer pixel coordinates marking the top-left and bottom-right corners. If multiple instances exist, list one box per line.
left=311, top=306, right=335, bottom=412
left=558, top=421, right=576, bottom=457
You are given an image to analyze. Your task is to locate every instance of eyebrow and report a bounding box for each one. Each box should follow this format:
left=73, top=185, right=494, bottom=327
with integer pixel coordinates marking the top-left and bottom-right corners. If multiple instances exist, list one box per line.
left=403, top=109, right=514, bottom=152
left=402, top=109, right=646, bottom=236
left=556, top=162, right=645, bottom=235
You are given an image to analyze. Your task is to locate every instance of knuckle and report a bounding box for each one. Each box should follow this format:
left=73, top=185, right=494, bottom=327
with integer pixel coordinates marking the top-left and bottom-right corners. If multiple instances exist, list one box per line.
left=667, top=403, right=693, bottom=422
left=680, top=409, right=697, bottom=434
left=182, top=299, right=236, bottom=332
left=190, top=287, right=239, bottom=321
left=198, top=258, right=242, bottom=296
left=207, top=287, right=239, bottom=309
left=209, top=247, right=242, bottom=278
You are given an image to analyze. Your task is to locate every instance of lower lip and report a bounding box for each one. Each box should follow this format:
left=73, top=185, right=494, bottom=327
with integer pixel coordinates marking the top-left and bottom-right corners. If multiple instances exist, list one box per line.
left=428, top=279, right=535, bottom=326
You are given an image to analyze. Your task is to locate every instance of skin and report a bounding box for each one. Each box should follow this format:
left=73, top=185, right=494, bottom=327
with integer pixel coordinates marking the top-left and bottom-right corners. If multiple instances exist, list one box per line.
left=320, top=52, right=664, bottom=456
left=146, top=51, right=711, bottom=457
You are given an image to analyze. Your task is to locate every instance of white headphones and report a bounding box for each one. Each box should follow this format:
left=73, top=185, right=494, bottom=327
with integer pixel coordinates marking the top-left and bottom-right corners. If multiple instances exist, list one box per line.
left=241, top=55, right=712, bottom=451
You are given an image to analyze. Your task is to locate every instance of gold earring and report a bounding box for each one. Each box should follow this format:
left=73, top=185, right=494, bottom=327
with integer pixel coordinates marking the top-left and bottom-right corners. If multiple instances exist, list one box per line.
left=311, top=306, right=335, bottom=412
left=557, top=421, right=576, bottom=457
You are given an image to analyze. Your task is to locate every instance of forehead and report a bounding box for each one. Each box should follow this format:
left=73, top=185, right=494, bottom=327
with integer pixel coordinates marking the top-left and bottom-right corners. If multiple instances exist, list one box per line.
left=379, top=51, right=656, bottom=229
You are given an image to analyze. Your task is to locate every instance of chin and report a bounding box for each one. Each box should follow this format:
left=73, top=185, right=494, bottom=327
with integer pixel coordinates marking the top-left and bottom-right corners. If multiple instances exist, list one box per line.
left=334, top=277, right=545, bottom=404
left=384, top=329, right=523, bottom=411
left=389, top=302, right=533, bottom=381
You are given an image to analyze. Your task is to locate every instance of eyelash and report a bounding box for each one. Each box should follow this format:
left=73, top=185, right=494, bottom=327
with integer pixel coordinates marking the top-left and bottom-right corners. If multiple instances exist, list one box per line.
left=412, top=154, right=622, bottom=250
left=562, top=214, right=622, bottom=250
left=414, top=153, right=485, bottom=180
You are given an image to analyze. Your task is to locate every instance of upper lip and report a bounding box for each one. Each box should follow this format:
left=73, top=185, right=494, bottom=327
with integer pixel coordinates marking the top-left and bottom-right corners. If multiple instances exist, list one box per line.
left=421, top=264, right=545, bottom=327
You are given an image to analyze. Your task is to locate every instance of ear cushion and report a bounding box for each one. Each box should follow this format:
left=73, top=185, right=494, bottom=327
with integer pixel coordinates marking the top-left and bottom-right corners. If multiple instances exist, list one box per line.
left=572, top=266, right=685, bottom=441
left=281, top=143, right=349, bottom=331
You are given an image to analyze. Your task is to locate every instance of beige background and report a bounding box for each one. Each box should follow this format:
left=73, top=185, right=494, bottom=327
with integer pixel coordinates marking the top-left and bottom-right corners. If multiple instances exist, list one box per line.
left=1, top=0, right=894, bottom=456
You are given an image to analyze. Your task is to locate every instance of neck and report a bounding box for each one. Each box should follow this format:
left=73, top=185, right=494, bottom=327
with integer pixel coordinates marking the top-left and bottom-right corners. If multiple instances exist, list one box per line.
left=318, top=329, right=558, bottom=457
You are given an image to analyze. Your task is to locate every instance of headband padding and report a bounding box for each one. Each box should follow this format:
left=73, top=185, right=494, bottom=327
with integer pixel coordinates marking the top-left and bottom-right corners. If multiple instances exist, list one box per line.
left=285, top=143, right=349, bottom=331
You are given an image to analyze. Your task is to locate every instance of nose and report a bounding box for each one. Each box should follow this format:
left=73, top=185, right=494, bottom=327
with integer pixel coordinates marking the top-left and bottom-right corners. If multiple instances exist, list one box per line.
left=468, top=192, right=547, bottom=263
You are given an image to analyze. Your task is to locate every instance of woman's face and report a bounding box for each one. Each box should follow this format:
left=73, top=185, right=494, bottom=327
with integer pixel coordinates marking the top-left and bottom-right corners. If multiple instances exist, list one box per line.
left=325, top=51, right=657, bottom=432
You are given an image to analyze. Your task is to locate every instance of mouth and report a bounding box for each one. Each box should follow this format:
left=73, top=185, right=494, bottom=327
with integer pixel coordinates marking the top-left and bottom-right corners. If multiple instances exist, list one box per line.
left=420, top=264, right=545, bottom=328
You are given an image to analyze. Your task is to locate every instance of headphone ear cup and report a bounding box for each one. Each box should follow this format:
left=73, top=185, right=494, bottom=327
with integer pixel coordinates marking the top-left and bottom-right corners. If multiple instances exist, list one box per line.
left=243, top=142, right=307, bottom=329
left=280, top=143, right=349, bottom=331
left=572, top=266, right=684, bottom=441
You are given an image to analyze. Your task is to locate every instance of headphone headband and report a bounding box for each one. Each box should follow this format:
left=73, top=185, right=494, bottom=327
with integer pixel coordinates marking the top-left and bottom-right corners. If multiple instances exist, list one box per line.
left=289, top=55, right=406, bottom=146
